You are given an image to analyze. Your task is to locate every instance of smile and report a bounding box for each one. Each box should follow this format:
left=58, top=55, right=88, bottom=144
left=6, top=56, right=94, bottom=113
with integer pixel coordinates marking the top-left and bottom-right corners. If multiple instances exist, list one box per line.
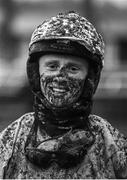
left=48, top=85, right=68, bottom=94
left=53, top=87, right=67, bottom=93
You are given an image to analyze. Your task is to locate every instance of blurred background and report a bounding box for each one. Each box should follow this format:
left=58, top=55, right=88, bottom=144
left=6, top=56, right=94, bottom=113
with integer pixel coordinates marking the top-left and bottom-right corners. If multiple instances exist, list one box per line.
left=0, top=0, right=127, bottom=135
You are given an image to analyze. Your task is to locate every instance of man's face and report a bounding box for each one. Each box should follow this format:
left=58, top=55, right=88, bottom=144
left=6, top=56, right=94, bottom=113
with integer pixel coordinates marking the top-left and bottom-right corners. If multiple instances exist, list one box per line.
left=39, top=53, right=89, bottom=107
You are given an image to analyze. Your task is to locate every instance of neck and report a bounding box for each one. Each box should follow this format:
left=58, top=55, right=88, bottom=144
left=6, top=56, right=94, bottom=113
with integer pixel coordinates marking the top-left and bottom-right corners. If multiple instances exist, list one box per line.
left=33, top=92, right=92, bottom=137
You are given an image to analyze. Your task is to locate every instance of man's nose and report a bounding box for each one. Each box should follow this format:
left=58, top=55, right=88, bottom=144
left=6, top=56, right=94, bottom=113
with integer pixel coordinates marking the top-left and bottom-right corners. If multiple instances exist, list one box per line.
left=53, top=67, right=67, bottom=82
left=59, top=66, right=67, bottom=75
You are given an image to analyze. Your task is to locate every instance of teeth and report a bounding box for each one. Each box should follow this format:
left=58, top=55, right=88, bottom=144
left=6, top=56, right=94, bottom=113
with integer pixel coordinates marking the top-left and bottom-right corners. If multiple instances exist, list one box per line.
left=53, top=88, right=66, bottom=93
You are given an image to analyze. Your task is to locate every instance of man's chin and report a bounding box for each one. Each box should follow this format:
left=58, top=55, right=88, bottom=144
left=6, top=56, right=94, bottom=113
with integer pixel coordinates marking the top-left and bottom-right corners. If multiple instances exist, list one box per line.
left=47, top=97, right=77, bottom=108
left=44, top=90, right=80, bottom=108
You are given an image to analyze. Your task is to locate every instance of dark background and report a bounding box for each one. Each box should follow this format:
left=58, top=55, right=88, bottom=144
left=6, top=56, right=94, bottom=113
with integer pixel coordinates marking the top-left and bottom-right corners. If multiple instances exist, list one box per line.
left=0, top=0, right=127, bottom=136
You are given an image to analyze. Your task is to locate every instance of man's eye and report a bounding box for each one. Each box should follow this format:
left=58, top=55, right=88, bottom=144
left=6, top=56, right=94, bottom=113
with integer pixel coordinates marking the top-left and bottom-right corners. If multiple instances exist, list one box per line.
left=69, top=66, right=79, bottom=72
left=47, top=64, right=58, bottom=70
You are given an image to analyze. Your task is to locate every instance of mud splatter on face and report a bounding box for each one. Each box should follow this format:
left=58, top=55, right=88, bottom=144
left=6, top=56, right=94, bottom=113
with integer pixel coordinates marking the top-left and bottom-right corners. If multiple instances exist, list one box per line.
left=40, top=72, right=85, bottom=108
left=39, top=54, right=88, bottom=108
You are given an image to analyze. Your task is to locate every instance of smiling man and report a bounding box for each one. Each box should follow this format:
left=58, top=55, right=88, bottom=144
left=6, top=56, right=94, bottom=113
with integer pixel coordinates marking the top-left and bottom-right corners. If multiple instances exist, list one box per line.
left=0, top=11, right=127, bottom=179
left=39, top=54, right=88, bottom=107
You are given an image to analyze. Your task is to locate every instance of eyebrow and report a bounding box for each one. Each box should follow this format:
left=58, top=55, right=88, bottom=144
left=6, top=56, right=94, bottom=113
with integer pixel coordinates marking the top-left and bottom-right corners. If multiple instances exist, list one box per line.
left=67, top=62, right=81, bottom=67
left=45, top=60, right=59, bottom=66
left=44, top=60, right=81, bottom=67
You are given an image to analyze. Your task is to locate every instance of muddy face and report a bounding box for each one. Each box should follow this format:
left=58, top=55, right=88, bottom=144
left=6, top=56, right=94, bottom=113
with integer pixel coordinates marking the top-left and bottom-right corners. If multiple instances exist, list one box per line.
left=39, top=54, right=89, bottom=108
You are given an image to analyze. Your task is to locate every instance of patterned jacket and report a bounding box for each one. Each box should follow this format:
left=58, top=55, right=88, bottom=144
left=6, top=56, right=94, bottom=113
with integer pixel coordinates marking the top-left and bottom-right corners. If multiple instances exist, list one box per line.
left=0, top=112, right=127, bottom=179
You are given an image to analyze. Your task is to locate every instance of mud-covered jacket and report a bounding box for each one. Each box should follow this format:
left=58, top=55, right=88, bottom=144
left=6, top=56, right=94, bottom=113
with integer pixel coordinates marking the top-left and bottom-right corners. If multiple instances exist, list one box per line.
left=0, top=113, right=127, bottom=179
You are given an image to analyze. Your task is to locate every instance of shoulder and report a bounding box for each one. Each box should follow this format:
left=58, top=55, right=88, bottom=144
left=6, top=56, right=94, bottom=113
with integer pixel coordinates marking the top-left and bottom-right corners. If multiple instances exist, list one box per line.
left=0, top=112, right=35, bottom=158
left=88, top=114, right=127, bottom=157
left=0, top=112, right=35, bottom=177
left=89, top=114, right=127, bottom=178
left=0, top=112, right=34, bottom=138
left=89, top=114, right=111, bottom=129
left=89, top=114, right=126, bottom=138
left=88, top=114, right=127, bottom=144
